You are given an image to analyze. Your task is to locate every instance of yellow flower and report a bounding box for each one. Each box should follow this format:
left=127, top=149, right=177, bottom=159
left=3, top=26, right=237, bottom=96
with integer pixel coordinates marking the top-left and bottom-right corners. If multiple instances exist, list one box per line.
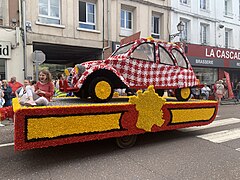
left=129, top=85, right=166, bottom=131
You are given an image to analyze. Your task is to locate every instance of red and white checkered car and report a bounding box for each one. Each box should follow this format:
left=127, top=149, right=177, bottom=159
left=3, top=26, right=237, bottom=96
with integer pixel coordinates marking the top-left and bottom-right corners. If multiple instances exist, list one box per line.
left=60, top=38, right=198, bottom=102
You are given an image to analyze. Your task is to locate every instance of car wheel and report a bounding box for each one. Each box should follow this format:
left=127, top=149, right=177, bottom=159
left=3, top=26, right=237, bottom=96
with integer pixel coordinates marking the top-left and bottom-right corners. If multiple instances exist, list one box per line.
left=116, top=135, right=137, bottom=149
left=175, top=87, right=191, bottom=101
left=155, top=89, right=164, bottom=96
left=89, top=77, right=113, bottom=103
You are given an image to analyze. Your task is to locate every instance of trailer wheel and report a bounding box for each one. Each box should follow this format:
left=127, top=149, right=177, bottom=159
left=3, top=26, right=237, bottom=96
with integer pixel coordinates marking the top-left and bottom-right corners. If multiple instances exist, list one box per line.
left=175, top=87, right=191, bottom=101
left=89, top=77, right=113, bottom=103
left=116, top=135, right=137, bottom=149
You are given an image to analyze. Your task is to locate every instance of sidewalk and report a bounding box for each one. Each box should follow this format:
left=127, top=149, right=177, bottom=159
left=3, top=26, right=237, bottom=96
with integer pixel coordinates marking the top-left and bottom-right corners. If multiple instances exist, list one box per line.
left=220, top=98, right=240, bottom=105
left=0, top=118, right=14, bottom=127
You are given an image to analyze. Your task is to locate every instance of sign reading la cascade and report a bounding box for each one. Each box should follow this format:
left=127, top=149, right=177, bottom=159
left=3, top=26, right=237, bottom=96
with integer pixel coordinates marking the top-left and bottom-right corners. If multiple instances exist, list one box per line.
left=205, top=48, right=240, bottom=60
left=0, top=41, right=11, bottom=59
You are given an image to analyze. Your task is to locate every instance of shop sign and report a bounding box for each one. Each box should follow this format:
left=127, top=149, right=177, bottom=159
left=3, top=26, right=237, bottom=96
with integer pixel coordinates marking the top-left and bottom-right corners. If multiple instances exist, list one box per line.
left=229, top=60, right=240, bottom=68
left=188, top=56, right=224, bottom=67
left=0, top=41, right=11, bottom=59
left=205, top=48, right=240, bottom=60
left=185, top=44, right=240, bottom=68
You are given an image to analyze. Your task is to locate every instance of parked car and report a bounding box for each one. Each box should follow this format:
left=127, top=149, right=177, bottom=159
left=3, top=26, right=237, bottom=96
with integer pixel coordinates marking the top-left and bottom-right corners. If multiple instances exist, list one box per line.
left=60, top=38, right=198, bottom=102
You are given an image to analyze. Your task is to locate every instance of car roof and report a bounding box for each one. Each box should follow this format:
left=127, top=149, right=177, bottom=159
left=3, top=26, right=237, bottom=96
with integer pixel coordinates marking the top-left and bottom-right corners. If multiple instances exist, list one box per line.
left=121, top=37, right=183, bottom=52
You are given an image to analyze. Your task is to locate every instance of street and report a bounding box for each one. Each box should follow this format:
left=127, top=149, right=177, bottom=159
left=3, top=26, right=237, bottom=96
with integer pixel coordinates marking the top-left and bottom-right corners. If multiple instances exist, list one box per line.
left=0, top=104, right=240, bottom=180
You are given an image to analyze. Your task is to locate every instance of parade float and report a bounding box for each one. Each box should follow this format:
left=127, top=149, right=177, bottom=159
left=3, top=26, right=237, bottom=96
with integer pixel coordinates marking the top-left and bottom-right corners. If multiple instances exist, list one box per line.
left=10, top=37, right=218, bottom=151
left=13, top=85, right=218, bottom=151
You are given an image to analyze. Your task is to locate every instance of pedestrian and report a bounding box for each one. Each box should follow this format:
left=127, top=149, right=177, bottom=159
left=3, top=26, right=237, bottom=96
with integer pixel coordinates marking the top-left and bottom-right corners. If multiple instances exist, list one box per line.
left=215, top=80, right=225, bottom=104
left=201, top=83, right=211, bottom=100
left=55, top=73, right=64, bottom=90
left=191, top=86, right=201, bottom=99
left=222, top=78, right=228, bottom=99
left=1, top=80, right=12, bottom=107
left=21, top=69, right=54, bottom=106
left=236, top=82, right=240, bottom=100
left=8, top=76, right=23, bottom=98
left=0, top=88, right=5, bottom=108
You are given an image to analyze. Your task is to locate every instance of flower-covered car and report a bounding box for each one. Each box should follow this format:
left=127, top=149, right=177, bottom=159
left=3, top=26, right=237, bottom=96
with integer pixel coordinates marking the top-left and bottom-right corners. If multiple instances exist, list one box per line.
left=60, top=38, right=198, bottom=102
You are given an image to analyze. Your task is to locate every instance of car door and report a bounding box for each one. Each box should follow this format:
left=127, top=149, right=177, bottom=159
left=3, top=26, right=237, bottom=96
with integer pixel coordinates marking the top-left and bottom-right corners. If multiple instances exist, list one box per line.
left=129, top=42, right=156, bottom=88
left=157, top=45, right=180, bottom=89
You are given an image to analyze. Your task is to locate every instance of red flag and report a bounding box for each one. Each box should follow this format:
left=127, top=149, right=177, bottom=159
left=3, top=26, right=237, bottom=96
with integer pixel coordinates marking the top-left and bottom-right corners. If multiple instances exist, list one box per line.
left=224, top=71, right=234, bottom=99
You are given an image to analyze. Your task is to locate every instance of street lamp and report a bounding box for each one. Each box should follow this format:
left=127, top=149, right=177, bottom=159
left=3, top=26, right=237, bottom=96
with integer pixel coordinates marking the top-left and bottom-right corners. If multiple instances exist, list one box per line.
left=169, top=21, right=184, bottom=42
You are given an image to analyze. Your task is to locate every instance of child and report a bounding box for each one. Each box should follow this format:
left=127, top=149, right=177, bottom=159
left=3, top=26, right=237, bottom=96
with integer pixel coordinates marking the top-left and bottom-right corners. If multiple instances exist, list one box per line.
left=22, top=69, right=54, bottom=106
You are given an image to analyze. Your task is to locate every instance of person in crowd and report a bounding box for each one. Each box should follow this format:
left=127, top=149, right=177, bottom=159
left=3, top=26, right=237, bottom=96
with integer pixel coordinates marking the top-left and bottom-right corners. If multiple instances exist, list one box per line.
left=222, top=78, right=228, bottom=99
left=235, top=81, right=240, bottom=101
left=191, top=86, right=201, bottom=99
left=215, top=80, right=225, bottom=104
left=15, top=79, right=31, bottom=105
left=201, top=83, right=211, bottom=100
left=55, top=73, right=64, bottom=90
left=21, top=69, right=54, bottom=106
left=0, top=88, right=5, bottom=108
left=8, top=76, right=23, bottom=98
left=54, top=73, right=67, bottom=97
left=1, top=80, right=12, bottom=107
left=30, top=80, right=36, bottom=91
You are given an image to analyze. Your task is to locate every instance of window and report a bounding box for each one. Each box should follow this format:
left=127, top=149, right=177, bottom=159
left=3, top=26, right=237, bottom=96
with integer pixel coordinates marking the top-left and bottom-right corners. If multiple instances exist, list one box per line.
left=120, top=8, right=133, bottom=36
left=200, top=0, right=207, bottom=10
left=159, top=46, right=174, bottom=65
left=180, top=20, right=189, bottom=42
left=193, top=67, right=218, bottom=85
left=79, top=1, right=96, bottom=30
left=0, top=0, right=3, bottom=25
left=180, top=0, right=188, bottom=4
left=225, top=28, right=232, bottom=48
left=224, top=0, right=232, bottom=16
left=200, top=23, right=209, bottom=44
left=132, top=43, right=155, bottom=62
left=171, top=49, right=187, bottom=68
left=38, top=0, right=60, bottom=25
left=151, top=14, right=160, bottom=39
left=239, top=0, right=240, bottom=19
left=0, top=60, right=5, bottom=80
left=112, top=43, right=133, bottom=56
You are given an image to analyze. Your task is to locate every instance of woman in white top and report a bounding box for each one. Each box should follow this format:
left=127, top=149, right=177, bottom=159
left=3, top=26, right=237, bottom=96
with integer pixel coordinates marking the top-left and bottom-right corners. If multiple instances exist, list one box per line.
left=215, top=80, right=225, bottom=103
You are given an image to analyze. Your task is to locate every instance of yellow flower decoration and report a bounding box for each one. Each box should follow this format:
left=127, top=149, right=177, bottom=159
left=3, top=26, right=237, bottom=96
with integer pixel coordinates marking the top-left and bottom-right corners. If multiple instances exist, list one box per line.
left=12, top=98, right=21, bottom=112
left=129, top=85, right=166, bottom=131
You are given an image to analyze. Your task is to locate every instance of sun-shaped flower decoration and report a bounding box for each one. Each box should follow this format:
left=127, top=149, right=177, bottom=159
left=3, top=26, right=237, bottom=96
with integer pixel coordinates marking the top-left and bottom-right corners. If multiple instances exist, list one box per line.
left=129, top=85, right=166, bottom=132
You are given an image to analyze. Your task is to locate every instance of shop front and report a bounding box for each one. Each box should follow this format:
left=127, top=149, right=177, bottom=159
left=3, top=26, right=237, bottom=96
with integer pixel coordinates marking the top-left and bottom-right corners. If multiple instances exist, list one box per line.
left=0, top=41, right=11, bottom=80
left=185, top=43, right=240, bottom=89
left=0, top=28, right=24, bottom=82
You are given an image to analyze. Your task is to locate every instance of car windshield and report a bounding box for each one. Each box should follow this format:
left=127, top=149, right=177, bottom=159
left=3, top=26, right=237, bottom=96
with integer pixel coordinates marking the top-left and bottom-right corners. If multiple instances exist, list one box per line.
left=112, top=43, right=134, bottom=56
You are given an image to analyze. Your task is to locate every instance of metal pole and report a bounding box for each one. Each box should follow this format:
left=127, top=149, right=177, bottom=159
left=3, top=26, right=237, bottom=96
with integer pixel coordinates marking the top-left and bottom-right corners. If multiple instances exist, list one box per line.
left=102, top=0, right=105, bottom=60
left=22, top=0, right=27, bottom=79
left=35, top=63, right=39, bottom=81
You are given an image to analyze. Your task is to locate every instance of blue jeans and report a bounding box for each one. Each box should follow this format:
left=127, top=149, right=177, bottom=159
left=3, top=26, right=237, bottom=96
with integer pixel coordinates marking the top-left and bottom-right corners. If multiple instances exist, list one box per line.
left=4, top=99, right=12, bottom=107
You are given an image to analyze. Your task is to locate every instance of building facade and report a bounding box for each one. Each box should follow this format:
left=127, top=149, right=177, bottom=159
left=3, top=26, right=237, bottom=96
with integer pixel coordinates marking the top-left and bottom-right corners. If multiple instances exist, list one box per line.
left=22, top=0, right=171, bottom=80
left=1, top=0, right=240, bottom=87
left=0, top=0, right=24, bottom=82
left=171, top=0, right=240, bottom=88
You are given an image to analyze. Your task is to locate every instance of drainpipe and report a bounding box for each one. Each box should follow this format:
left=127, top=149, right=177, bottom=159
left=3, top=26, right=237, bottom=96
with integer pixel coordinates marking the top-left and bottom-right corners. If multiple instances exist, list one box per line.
left=107, top=0, right=110, bottom=48
left=21, top=0, right=27, bottom=79
left=102, top=0, right=105, bottom=60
